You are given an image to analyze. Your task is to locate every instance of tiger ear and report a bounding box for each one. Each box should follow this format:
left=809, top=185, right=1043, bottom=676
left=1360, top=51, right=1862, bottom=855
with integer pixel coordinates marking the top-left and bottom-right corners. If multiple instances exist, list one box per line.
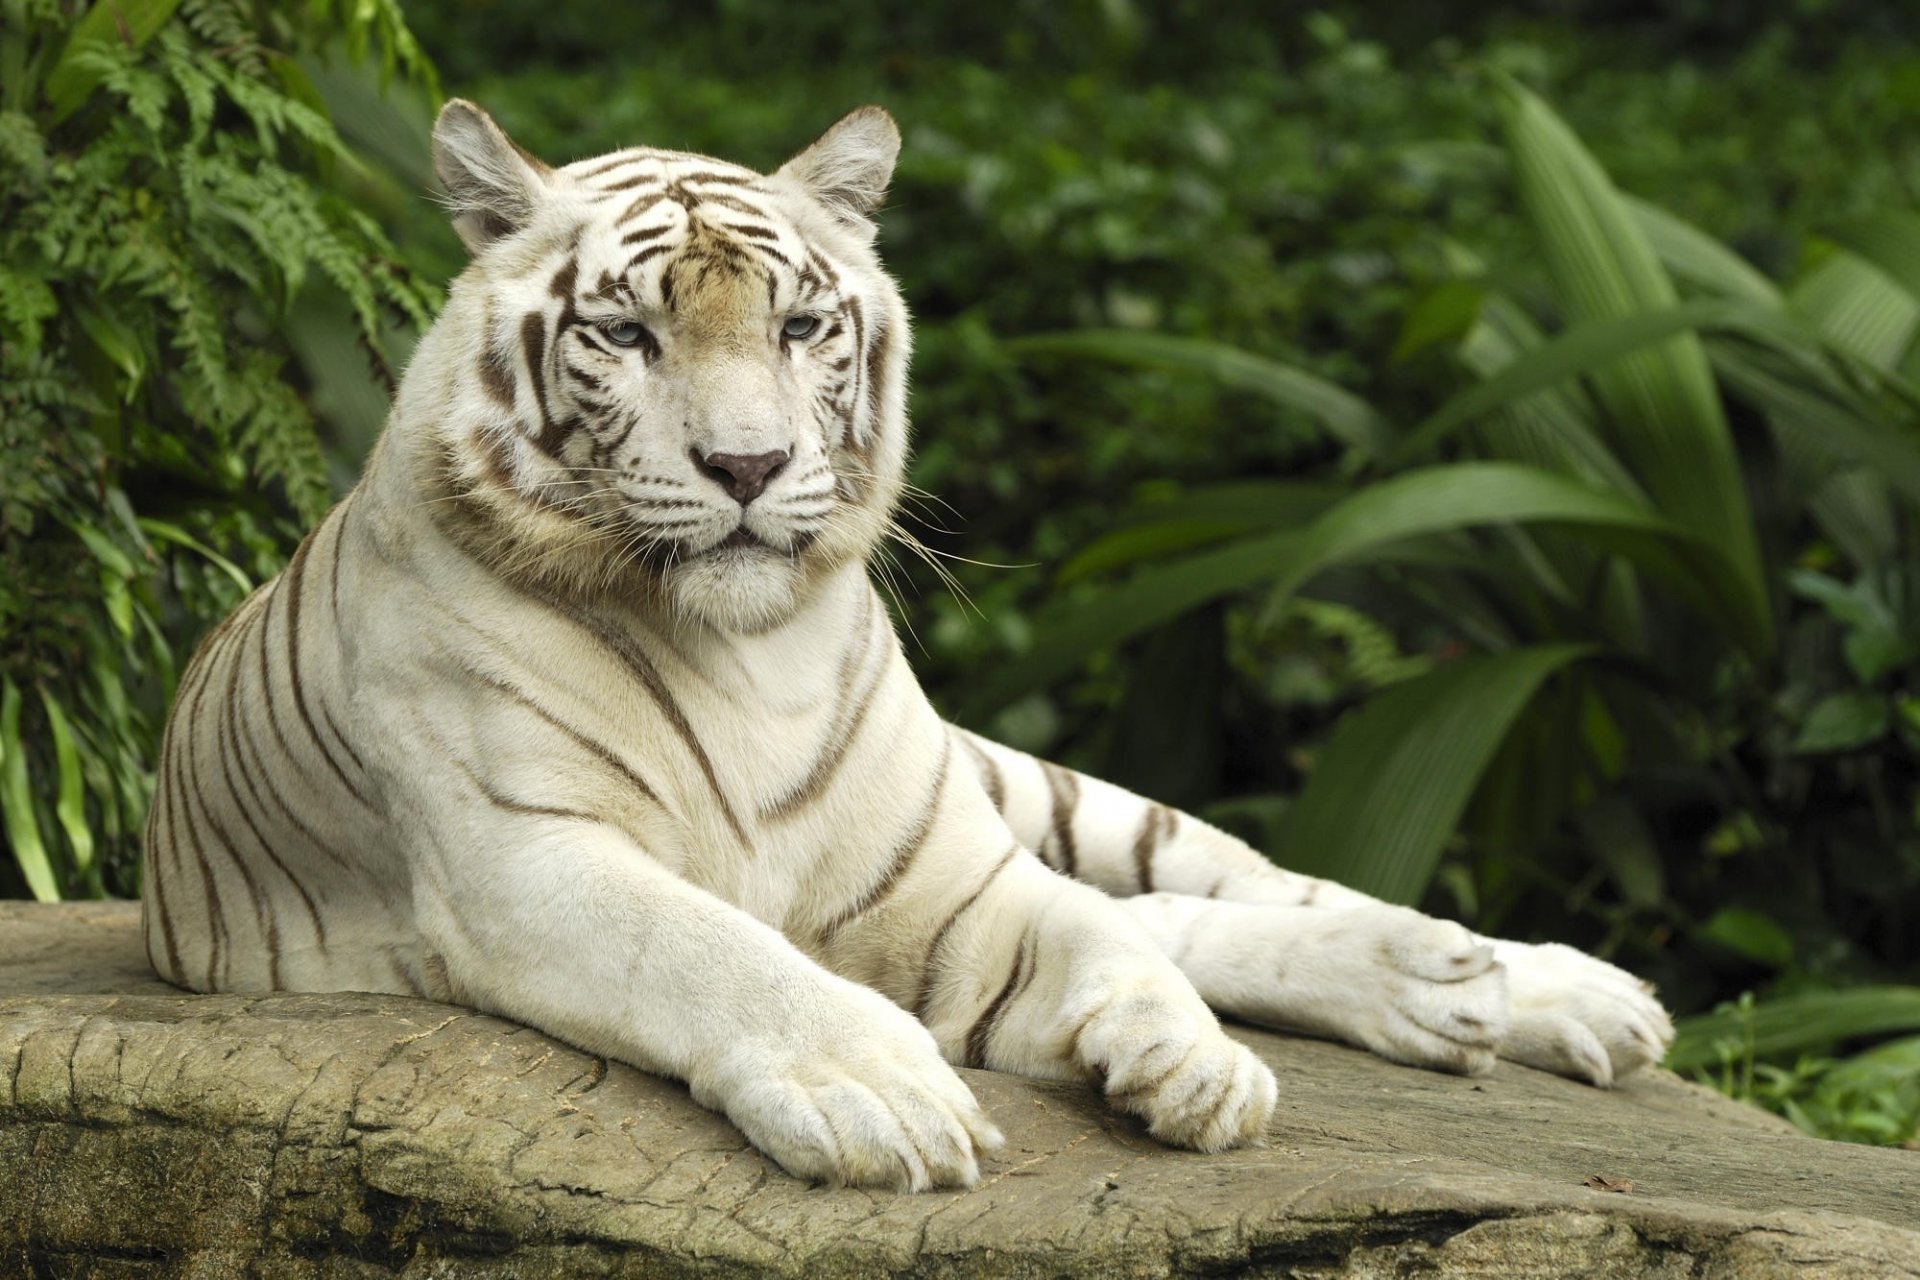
left=776, top=106, right=900, bottom=231
left=432, top=99, right=552, bottom=253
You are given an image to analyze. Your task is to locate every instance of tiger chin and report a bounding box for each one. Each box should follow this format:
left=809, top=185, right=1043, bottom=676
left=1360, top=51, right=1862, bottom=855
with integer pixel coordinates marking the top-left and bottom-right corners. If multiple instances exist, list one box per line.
left=140, top=99, right=1676, bottom=1191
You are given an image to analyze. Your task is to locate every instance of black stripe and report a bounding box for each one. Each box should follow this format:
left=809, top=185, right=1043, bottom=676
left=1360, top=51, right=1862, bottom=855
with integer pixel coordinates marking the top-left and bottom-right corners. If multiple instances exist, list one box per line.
left=518, top=589, right=747, bottom=846
left=1132, top=804, right=1174, bottom=894
left=183, top=615, right=283, bottom=985
left=761, top=609, right=887, bottom=820
left=521, top=310, right=572, bottom=457
left=846, top=296, right=867, bottom=445
left=480, top=308, right=518, bottom=409
left=326, top=496, right=353, bottom=638
left=457, top=661, right=669, bottom=815
left=448, top=749, right=601, bottom=824
left=913, top=844, right=1020, bottom=1020
left=233, top=626, right=355, bottom=874
left=965, top=931, right=1038, bottom=1068
left=621, top=223, right=672, bottom=245
left=818, top=736, right=950, bottom=942
left=283, top=533, right=375, bottom=810
left=573, top=153, right=642, bottom=181
left=862, top=313, right=892, bottom=445
left=1041, top=761, right=1079, bottom=876
left=216, top=607, right=328, bottom=949
left=957, top=733, right=1005, bottom=812
left=598, top=171, right=661, bottom=194
left=162, top=603, right=256, bottom=989
left=626, top=243, right=674, bottom=271
left=165, top=721, right=225, bottom=991
left=672, top=170, right=753, bottom=186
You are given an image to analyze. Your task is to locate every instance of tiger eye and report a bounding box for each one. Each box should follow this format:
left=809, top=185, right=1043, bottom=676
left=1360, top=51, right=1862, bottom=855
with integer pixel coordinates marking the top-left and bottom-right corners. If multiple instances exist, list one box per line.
left=603, top=319, right=647, bottom=347
left=782, top=314, right=821, bottom=341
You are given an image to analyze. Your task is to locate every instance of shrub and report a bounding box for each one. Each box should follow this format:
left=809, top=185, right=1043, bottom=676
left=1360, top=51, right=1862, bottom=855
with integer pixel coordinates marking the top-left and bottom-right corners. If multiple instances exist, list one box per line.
left=0, top=0, right=438, bottom=899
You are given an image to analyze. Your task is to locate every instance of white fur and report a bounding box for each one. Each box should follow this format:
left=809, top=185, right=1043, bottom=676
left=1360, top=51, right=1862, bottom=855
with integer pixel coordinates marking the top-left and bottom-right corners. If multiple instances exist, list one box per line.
left=142, top=105, right=1672, bottom=1197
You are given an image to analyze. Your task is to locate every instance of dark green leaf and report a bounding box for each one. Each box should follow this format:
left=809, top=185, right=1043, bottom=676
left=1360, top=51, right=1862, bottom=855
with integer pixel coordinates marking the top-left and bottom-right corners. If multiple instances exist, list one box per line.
left=1669, top=987, right=1920, bottom=1072
left=1792, top=692, right=1890, bottom=755
left=1276, top=644, right=1595, bottom=905
left=1006, top=329, right=1392, bottom=455
left=1697, top=907, right=1796, bottom=967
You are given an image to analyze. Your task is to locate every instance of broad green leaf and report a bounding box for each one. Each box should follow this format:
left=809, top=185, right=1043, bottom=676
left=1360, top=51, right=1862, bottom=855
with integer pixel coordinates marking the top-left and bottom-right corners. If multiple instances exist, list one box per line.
left=138, top=517, right=254, bottom=594
left=1276, top=644, right=1594, bottom=904
left=1, top=678, right=60, bottom=902
left=1494, top=75, right=1769, bottom=656
left=38, top=689, right=96, bottom=879
left=43, top=0, right=186, bottom=123
left=1393, top=298, right=1794, bottom=463
left=1058, top=518, right=1257, bottom=585
left=67, top=517, right=137, bottom=578
left=1668, top=986, right=1920, bottom=1072
left=1625, top=196, right=1781, bottom=306
left=1006, top=329, right=1392, bottom=455
left=1793, top=252, right=1919, bottom=370
left=73, top=305, right=147, bottom=400
left=1792, top=691, right=1890, bottom=754
left=1827, top=212, right=1920, bottom=310
left=1697, top=907, right=1796, bottom=967
left=1711, top=342, right=1920, bottom=512
left=1057, top=480, right=1345, bottom=583
left=958, top=462, right=1741, bottom=719
left=1458, top=293, right=1643, bottom=499
left=1392, top=281, right=1484, bottom=362
left=1574, top=795, right=1664, bottom=908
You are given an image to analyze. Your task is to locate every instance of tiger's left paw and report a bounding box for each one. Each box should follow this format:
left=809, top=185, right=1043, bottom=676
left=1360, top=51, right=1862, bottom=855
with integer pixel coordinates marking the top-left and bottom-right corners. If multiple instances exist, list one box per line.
left=1488, top=940, right=1674, bottom=1087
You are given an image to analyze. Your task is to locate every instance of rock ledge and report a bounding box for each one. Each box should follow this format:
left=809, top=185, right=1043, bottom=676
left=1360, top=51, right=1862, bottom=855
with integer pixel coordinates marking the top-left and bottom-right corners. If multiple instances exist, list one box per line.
left=3, top=902, right=1916, bottom=1278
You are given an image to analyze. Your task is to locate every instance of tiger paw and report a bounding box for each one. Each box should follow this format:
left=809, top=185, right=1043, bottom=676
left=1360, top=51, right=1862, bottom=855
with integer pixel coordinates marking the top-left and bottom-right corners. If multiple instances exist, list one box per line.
left=695, top=984, right=1002, bottom=1190
left=1067, top=976, right=1277, bottom=1151
left=1176, top=901, right=1513, bottom=1076
left=1488, top=939, right=1674, bottom=1087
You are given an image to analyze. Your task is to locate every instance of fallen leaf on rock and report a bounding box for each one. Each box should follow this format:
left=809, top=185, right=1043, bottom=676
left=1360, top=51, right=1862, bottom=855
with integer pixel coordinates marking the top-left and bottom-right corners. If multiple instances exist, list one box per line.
left=1583, top=1174, right=1635, bottom=1194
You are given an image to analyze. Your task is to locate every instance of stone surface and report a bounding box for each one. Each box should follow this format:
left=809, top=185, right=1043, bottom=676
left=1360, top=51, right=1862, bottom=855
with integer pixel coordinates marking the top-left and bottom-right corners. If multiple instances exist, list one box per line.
left=2, top=902, right=1915, bottom=1278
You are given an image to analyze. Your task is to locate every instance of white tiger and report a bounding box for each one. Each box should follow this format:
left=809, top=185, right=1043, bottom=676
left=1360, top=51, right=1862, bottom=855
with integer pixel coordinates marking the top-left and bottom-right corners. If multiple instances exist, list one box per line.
left=140, top=100, right=1675, bottom=1190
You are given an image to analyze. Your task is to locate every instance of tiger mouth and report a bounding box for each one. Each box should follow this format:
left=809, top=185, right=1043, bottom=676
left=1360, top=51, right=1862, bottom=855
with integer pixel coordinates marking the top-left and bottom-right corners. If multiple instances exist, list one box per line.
left=721, top=527, right=760, bottom=550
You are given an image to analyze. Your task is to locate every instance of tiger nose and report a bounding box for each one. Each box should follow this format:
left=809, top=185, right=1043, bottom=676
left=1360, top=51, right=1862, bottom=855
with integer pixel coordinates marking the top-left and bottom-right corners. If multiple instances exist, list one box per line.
left=693, top=447, right=791, bottom=506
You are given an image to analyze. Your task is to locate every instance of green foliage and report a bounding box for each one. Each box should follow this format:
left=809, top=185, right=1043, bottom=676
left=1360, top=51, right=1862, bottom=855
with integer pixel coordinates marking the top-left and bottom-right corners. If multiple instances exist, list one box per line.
left=9, top=0, right=1916, bottom=1146
left=1680, top=992, right=1920, bottom=1146
left=975, top=76, right=1920, bottom=1138
left=0, top=0, right=438, bottom=899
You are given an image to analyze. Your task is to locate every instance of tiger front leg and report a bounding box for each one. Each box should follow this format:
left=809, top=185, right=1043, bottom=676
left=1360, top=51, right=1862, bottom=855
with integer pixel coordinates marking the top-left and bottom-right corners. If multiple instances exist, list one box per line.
left=839, top=849, right=1276, bottom=1152
left=406, top=810, right=1000, bottom=1191
left=1121, top=894, right=1673, bottom=1085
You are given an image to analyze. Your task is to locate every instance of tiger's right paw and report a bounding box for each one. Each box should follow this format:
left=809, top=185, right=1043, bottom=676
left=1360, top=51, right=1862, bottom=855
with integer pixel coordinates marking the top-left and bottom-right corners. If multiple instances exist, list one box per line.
left=1067, top=976, right=1277, bottom=1152
left=696, top=985, right=1002, bottom=1191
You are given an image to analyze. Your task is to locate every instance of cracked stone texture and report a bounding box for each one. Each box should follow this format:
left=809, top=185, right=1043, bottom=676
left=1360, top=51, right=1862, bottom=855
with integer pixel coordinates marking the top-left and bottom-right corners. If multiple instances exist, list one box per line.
left=3, top=902, right=1916, bottom=1278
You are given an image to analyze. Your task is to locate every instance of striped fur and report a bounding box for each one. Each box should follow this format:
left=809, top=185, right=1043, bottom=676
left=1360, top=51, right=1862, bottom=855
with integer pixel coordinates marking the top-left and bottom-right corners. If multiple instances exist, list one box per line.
left=142, top=102, right=1672, bottom=1191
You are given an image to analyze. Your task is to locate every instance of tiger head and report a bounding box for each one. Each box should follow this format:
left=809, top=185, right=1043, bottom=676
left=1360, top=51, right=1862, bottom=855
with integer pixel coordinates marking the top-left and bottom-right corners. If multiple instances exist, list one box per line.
left=404, top=100, right=911, bottom=632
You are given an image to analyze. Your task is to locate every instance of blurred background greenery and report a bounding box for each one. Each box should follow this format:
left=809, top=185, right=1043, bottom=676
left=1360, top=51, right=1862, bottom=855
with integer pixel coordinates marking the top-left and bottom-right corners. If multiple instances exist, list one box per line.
left=5, top=0, right=1920, bottom=1146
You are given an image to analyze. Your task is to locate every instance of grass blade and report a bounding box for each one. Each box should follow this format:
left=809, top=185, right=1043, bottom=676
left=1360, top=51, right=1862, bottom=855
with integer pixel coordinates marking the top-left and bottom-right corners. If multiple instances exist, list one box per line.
left=1791, top=252, right=1919, bottom=371
left=1826, top=212, right=1920, bottom=309
left=38, top=688, right=96, bottom=883
left=1057, top=480, right=1345, bottom=583
left=958, top=462, right=1740, bottom=719
left=1668, top=986, right=1920, bottom=1072
left=1495, top=75, right=1770, bottom=656
left=1, top=677, right=61, bottom=901
left=1625, top=196, right=1782, bottom=306
left=1276, top=644, right=1595, bottom=904
left=1006, top=329, right=1393, bottom=456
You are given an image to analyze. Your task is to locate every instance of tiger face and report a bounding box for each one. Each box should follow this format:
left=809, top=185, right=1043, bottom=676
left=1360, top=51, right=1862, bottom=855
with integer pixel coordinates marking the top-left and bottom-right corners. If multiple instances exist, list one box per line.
left=419, top=101, right=911, bottom=631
